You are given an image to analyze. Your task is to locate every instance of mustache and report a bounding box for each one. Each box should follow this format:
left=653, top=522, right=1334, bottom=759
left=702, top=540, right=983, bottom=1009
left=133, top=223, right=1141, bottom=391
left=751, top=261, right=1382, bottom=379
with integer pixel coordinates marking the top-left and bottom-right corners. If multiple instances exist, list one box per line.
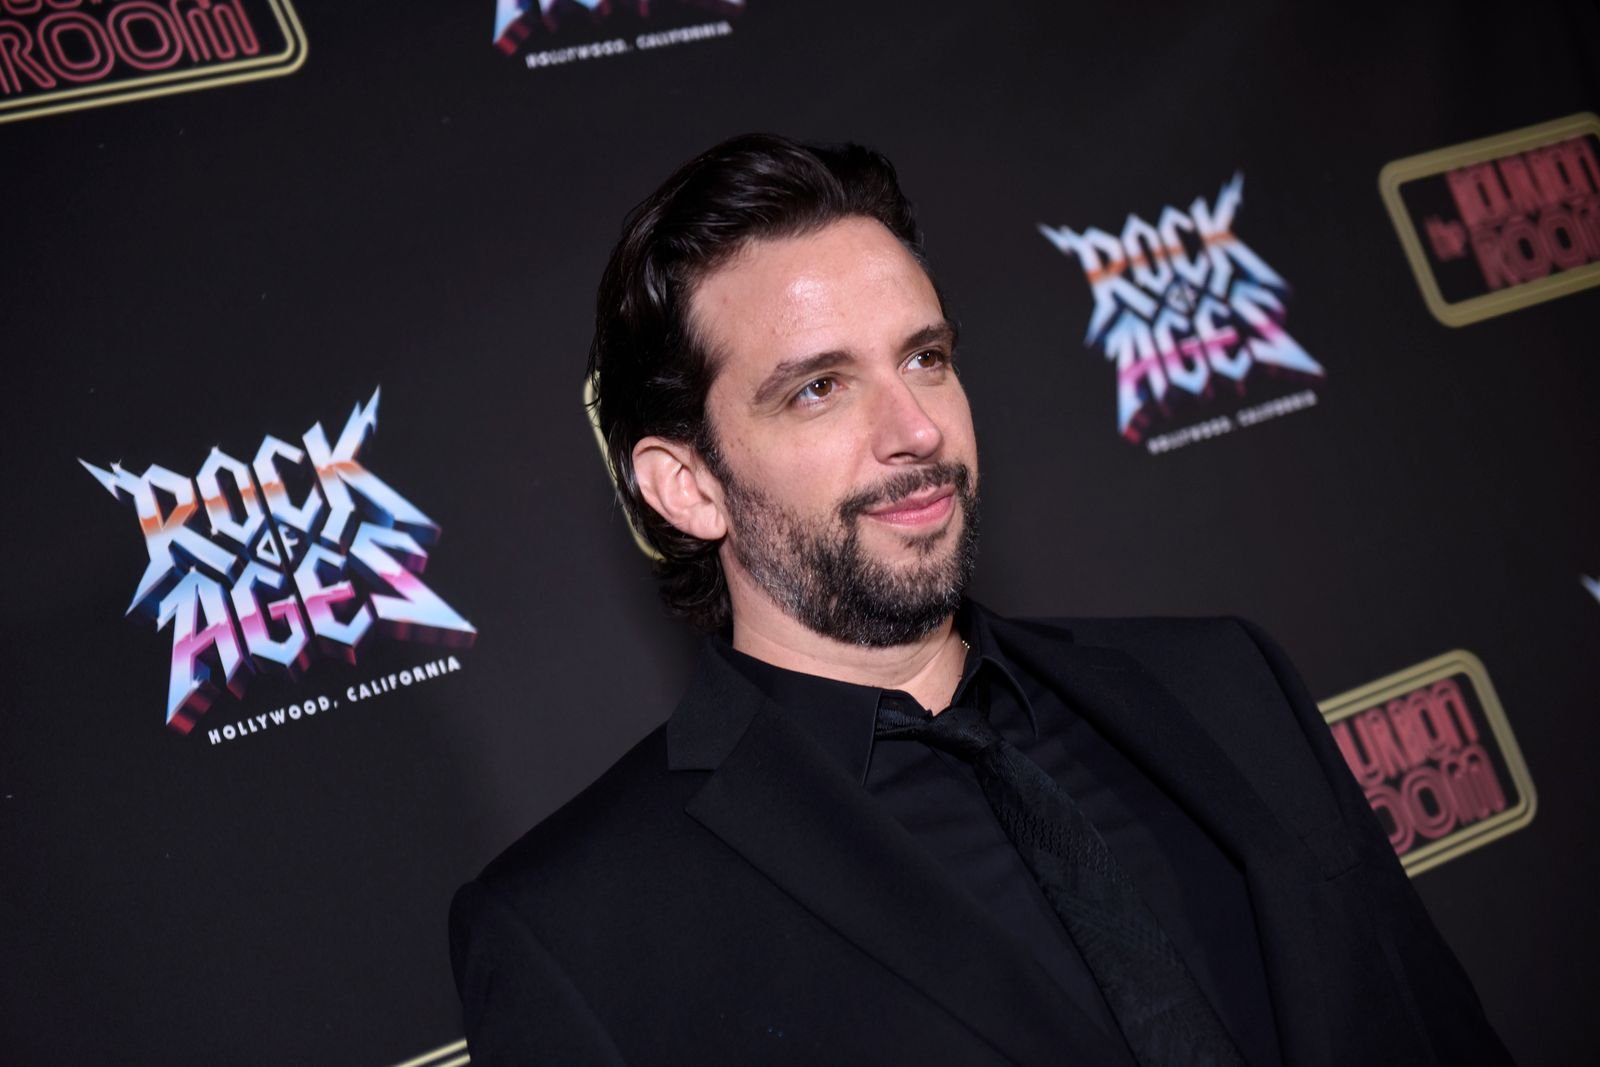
left=837, top=462, right=973, bottom=521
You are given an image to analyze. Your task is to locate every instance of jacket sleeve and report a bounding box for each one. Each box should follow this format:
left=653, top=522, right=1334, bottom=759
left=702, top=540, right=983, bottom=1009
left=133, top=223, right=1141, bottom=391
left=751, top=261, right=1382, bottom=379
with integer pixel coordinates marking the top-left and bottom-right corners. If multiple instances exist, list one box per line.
left=1233, top=618, right=1515, bottom=1066
left=449, top=880, right=629, bottom=1066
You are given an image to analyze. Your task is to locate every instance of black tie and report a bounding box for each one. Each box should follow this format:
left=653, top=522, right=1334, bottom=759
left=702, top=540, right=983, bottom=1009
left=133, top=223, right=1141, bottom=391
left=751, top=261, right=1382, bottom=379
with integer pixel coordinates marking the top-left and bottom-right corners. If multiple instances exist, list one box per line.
left=875, top=689, right=1247, bottom=1067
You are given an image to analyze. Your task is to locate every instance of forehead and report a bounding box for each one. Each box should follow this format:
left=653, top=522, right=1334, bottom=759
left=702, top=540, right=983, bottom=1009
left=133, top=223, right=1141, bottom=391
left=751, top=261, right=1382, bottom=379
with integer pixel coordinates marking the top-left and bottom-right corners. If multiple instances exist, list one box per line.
left=689, top=216, right=942, bottom=382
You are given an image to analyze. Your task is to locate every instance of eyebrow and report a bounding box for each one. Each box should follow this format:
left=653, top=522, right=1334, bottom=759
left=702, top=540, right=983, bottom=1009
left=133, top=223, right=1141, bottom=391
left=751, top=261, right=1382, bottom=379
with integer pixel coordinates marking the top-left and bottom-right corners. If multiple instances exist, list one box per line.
left=749, top=321, right=959, bottom=408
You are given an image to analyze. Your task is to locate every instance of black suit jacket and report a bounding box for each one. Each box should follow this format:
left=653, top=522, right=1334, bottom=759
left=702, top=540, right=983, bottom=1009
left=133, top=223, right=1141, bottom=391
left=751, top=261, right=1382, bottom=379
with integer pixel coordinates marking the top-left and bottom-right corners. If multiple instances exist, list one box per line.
left=450, top=613, right=1511, bottom=1065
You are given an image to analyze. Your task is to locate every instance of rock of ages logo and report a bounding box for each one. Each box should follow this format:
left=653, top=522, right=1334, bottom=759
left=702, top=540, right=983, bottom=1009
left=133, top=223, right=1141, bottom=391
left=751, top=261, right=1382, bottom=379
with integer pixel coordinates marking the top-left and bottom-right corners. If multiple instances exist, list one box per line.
left=1039, top=176, right=1325, bottom=454
left=494, top=0, right=744, bottom=67
left=80, top=389, right=476, bottom=735
left=1379, top=113, right=1600, bottom=326
left=1318, top=651, right=1535, bottom=875
left=0, top=0, right=305, bottom=126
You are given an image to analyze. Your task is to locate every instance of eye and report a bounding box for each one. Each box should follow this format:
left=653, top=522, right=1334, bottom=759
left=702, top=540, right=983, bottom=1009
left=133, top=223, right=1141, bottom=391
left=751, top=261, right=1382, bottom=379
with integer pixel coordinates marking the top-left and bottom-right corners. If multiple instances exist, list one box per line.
left=906, top=348, right=949, bottom=371
left=794, top=377, right=837, bottom=404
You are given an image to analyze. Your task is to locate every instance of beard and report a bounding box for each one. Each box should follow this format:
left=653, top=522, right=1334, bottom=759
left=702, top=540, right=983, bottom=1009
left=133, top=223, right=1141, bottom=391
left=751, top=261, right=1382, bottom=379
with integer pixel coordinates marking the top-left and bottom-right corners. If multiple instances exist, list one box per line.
left=713, top=456, right=980, bottom=647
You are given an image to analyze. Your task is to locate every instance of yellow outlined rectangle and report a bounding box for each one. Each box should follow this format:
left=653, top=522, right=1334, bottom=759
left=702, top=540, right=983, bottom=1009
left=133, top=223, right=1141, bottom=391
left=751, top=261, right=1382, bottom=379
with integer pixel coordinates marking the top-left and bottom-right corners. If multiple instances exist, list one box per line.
left=389, top=1038, right=468, bottom=1067
left=1318, top=650, right=1536, bottom=876
left=1378, top=112, right=1600, bottom=326
left=0, top=0, right=306, bottom=125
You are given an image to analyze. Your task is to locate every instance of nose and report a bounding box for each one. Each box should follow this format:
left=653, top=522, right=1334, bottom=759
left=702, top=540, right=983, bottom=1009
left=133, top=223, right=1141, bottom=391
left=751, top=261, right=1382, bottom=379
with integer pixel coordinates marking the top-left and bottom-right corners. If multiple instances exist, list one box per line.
left=872, top=378, right=945, bottom=463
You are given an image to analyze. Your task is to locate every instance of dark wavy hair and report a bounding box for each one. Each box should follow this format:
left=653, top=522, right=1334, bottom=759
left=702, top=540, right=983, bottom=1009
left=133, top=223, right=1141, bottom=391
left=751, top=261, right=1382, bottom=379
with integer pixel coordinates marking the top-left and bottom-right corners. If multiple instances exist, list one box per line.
left=586, top=132, right=933, bottom=631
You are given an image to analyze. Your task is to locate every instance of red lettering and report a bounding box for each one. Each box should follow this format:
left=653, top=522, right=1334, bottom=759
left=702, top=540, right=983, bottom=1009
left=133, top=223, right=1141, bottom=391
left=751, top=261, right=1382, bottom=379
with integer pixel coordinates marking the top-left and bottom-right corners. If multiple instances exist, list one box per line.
left=1348, top=677, right=1513, bottom=861
left=0, top=19, right=51, bottom=92
left=1566, top=136, right=1600, bottom=196
left=1502, top=217, right=1552, bottom=283
left=38, top=11, right=112, bottom=83
left=1539, top=207, right=1591, bottom=270
left=1401, top=765, right=1458, bottom=841
left=1386, top=693, right=1433, bottom=767
left=1429, top=678, right=1478, bottom=745
left=1444, top=744, right=1508, bottom=822
left=1530, top=136, right=1600, bottom=202
left=174, top=0, right=260, bottom=63
left=1446, top=140, right=1600, bottom=292
left=1448, top=162, right=1511, bottom=228
left=1407, top=683, right=1460, bottom=760
left=1497, top=155, right=1547, bottom=217
left=1466, top=228, right=1518, bottom=291
left=1332, top=720, right=1382, bottom=787
left=1355, top=706, right=1412, bottom=780
left=109, top=2, right=185, bottom=72
left=1424, top=216, right=1468, bottom=261
left=1365, top=784, right=1414, bottom=856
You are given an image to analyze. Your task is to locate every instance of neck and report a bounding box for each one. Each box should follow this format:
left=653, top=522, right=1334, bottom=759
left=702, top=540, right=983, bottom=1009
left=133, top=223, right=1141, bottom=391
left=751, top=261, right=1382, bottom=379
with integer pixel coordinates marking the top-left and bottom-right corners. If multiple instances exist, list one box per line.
left=726, top=579, right=968, bottom=712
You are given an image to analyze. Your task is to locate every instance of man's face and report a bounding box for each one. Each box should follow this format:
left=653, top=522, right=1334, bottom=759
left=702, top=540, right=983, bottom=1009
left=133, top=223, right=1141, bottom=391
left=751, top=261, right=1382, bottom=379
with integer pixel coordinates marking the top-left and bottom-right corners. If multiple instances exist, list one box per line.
left=690, top=216, right=980, bottom=646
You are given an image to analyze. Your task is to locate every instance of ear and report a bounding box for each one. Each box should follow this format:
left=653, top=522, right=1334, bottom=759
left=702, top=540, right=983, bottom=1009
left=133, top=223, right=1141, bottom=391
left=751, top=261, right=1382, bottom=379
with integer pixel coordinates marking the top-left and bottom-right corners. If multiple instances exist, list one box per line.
left=632, top=436, right=728, bottom=543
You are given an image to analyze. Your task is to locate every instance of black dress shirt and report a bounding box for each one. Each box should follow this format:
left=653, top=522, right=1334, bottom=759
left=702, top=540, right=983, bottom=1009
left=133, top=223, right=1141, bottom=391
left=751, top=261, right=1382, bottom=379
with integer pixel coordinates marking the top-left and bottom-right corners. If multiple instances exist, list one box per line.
left=714, top=604, right=1283, bottom=1067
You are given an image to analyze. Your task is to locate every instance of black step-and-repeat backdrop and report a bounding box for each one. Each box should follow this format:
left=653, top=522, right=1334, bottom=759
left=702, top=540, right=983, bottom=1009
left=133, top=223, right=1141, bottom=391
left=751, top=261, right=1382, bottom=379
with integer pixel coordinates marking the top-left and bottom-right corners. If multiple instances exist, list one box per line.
left=3, top=3, right=1596, bottom=1063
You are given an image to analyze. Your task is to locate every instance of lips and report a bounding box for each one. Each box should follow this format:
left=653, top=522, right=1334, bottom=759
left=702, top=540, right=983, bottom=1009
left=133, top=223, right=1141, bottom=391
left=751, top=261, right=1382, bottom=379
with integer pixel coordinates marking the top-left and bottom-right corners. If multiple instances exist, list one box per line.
left=864, top=484, right=957, bottom=526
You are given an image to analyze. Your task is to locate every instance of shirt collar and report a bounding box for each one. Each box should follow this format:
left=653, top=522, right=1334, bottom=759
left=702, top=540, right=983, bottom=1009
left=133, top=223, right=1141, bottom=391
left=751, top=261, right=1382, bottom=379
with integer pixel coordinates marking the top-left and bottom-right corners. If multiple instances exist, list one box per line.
left=709, top=635, right=880, bottom=784
left=953, top=600, right=1039, bottom=738
left=706, top=601, right=1039, bottom=785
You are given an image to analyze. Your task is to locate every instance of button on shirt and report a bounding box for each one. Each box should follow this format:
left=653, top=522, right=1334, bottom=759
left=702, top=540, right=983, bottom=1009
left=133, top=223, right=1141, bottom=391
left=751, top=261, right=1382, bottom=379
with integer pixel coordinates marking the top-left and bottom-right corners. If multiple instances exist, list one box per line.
left=713, top=605, right=1283, bottom=1067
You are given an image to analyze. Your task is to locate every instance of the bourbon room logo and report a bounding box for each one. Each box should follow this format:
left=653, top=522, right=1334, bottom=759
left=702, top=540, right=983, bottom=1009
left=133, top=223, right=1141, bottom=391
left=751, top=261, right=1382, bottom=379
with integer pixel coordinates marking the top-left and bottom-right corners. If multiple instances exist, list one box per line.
left=1379, top=113, right=1600, bottom=325
left=0, top=0, right=306, bottom=125
left=1319, top=651, right=1535, bottom=874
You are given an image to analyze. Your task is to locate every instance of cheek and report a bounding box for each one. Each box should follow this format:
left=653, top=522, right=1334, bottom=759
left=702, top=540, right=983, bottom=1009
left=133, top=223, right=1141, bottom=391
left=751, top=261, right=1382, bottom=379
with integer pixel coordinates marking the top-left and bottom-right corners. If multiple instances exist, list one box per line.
left=939, top=391, right=978, bottom=448
left=747, top=432, right=860, bottom=509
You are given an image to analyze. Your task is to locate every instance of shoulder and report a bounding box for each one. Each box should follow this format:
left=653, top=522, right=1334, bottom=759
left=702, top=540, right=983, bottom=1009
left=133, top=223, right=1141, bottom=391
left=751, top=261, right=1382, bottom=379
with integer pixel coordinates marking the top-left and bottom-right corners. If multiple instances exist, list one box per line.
left=993, top=611, right=1281, bottom=677
left=1011, top=611, right=1252, bottom=642
left=987, top=608, right=1315, bottom=744
left=992, top=611, right=1353, bottom=836
left=472, top=723, right=703, bottom=898
left=1003, top=611, right=1314, bottom=743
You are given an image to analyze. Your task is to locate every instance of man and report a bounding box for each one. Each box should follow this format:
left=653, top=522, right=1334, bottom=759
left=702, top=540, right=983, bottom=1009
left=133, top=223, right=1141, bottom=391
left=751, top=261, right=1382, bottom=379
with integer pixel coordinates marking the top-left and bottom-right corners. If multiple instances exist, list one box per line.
left=450, top=134, right=1511, bottom=1065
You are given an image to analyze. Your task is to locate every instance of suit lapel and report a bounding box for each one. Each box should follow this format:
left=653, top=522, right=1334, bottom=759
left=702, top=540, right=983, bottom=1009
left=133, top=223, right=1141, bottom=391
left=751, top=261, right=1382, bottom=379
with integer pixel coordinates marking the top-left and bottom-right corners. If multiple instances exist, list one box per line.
left=670, top=648, right=1134, bottom=1067
left=991, top=617, right=1340, bottom=1065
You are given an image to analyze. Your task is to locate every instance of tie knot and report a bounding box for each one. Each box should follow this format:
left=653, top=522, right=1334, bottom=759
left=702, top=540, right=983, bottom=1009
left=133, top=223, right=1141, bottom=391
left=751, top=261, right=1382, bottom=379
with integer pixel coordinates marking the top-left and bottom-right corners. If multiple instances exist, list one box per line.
left=874, top=698, right=1002, bottom=762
